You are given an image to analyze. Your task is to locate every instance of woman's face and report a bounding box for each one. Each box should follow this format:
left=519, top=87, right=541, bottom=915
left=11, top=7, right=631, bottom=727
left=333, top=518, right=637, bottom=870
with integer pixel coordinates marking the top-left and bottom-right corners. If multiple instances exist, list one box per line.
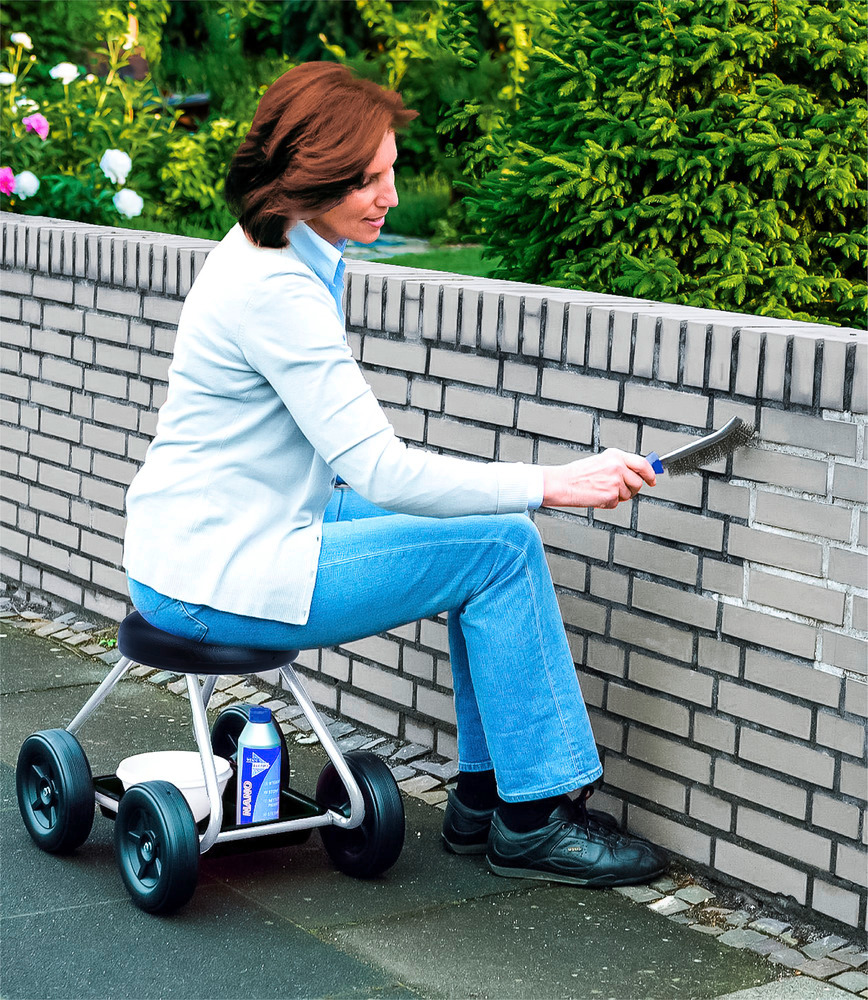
left=308, top=131, right=399, bottom=246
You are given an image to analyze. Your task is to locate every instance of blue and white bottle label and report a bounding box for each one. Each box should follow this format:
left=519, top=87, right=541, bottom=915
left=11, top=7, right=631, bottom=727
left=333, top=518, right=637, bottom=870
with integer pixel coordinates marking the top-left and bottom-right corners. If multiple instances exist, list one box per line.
left=237, top=745, right=280, bottom=824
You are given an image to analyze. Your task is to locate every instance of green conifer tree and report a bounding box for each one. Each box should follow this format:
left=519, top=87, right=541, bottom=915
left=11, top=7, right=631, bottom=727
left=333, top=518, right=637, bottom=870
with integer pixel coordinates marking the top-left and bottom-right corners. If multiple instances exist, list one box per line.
left=470, top=0, right=867, bottom=327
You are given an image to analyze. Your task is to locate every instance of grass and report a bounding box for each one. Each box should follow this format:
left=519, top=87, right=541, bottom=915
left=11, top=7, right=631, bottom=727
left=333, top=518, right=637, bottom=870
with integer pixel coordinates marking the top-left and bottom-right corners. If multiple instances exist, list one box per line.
left=370, top=245, right=501, bottom=278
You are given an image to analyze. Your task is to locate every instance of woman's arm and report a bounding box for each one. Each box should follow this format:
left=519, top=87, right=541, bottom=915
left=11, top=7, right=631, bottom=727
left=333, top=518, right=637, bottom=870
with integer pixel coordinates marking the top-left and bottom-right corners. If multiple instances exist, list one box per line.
left=541, top=450, right=656, bottom=509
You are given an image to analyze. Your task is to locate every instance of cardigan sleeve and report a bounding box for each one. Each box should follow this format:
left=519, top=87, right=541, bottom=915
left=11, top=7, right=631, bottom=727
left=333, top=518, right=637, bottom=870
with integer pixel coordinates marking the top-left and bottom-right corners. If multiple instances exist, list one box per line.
left=239, top=273, right=539, bottom=517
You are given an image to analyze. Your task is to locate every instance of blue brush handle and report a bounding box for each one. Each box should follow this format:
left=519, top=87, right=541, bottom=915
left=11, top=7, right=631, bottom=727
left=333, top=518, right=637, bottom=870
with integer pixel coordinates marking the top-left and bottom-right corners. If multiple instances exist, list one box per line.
left=645, top=452, right=665, bottom=475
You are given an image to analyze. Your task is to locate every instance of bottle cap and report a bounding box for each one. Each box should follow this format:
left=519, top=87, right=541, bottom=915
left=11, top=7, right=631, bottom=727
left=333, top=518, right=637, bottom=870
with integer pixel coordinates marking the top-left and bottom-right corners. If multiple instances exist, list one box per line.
left=249, top=705, right=272, bottom=724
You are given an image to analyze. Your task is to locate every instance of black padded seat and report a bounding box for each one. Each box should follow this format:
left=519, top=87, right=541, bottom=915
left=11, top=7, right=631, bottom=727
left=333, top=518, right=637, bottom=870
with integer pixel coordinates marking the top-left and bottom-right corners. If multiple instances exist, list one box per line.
left=118, top=611, right=299, bottom=675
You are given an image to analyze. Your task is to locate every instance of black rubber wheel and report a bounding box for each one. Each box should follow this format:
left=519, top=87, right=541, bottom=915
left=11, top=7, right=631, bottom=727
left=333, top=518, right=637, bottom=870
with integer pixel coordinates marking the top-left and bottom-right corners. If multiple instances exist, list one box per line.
left=114, top=780, right=199, bottom=914
left=16, top=729, right=94, bottom=854
left=210, top=703, right=290, bottom=785
left=317, top=751, right=404, bottom=878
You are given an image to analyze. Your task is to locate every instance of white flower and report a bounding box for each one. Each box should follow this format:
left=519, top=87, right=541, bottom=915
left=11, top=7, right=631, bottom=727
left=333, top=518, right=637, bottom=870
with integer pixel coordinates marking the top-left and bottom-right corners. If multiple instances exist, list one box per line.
left=15, top=97, right=39, bottom=113
left=10, top=32, right=33, bottom=50
left=0, top=72, right=17, bottom=86
left=100, top=148, right=132, bottom=185
left=14, top=170, right=39, bottom=199
left=113, top=188, right=143, bottom=219
left=49, top=62, right=79, bottom=85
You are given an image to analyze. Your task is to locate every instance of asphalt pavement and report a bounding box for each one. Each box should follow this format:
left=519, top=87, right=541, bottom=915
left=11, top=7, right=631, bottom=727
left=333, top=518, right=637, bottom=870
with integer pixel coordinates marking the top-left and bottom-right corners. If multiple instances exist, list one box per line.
left=1, top=621, right=861, bottom=1000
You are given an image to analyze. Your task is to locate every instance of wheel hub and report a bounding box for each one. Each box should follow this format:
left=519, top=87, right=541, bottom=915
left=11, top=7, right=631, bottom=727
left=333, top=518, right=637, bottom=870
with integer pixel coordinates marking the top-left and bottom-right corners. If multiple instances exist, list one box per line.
left=139, top=833, right=156, bottom=865
left=39, top=778, right=54, bottom=806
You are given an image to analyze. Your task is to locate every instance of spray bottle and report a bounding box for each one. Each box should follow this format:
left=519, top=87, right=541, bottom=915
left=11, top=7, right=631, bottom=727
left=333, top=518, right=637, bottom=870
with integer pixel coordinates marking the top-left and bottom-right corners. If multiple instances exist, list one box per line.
left=236, top=706, right=281, bottom=825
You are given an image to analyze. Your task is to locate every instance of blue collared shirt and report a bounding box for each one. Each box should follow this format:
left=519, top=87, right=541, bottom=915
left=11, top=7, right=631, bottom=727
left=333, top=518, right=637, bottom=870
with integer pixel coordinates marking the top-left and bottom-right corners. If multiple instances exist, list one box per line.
left=288, top=222, right=347, bottom=324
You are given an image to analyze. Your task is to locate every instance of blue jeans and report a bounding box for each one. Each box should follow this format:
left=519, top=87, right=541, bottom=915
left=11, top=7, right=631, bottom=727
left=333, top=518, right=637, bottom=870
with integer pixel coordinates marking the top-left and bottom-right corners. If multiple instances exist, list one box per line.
left=128, top=488, right=602, bottom=801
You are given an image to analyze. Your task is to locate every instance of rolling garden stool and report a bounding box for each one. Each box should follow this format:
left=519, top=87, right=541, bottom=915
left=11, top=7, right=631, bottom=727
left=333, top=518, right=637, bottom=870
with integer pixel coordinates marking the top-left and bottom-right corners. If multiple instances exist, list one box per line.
left=15, top=610, right=406, bottom=915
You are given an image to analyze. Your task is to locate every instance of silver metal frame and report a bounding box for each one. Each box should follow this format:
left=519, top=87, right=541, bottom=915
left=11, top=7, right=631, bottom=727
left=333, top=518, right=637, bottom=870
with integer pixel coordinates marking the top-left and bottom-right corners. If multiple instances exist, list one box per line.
left=67, top=654, right=367, bottom=856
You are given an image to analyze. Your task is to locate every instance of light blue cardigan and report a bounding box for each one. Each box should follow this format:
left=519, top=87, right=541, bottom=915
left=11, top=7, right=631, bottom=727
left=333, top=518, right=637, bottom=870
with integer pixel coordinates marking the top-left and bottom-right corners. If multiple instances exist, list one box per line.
left=123, top=223, right=540, bottom=624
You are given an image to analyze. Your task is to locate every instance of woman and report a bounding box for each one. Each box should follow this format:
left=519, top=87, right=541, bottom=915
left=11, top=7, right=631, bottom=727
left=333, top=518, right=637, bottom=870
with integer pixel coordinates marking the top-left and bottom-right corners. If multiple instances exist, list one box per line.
left=124, top=62, right=668, bottom=887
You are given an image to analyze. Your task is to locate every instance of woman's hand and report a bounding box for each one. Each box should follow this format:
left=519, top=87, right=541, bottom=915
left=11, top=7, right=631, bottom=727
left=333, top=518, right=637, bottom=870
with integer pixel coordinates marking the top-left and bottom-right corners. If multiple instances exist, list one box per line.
left=541, top=450, right=657, bottom=509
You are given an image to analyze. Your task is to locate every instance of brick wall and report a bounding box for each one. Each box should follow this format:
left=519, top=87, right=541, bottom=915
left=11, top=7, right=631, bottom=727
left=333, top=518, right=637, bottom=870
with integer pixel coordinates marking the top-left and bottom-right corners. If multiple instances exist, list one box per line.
left=2, top=213, right=866, bottom=929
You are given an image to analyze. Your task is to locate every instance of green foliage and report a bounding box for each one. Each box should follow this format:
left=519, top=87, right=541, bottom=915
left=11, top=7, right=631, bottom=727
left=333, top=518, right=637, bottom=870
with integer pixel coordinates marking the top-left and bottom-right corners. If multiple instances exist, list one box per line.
left=471, top=0, right=867, bottom=327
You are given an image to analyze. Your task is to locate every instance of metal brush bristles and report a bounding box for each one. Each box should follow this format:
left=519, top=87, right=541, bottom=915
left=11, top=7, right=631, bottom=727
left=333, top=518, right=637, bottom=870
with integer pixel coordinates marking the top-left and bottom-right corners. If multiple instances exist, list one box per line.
left=665, top=421, right=756, bottom=476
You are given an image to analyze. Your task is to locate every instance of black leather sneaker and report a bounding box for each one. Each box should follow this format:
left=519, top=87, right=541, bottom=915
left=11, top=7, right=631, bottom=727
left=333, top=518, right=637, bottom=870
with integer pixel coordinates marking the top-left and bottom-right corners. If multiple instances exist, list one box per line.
left=486, top=799, right=668, bottom=887
left=441, top=788, right=621, bottom=855
left=441, top=791, right=493, bottom=854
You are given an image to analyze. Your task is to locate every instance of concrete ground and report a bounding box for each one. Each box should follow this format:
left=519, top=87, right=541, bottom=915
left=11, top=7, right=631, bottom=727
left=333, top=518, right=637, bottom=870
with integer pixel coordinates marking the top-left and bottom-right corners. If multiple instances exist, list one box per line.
left=0, top=625, right=860, bottom=1000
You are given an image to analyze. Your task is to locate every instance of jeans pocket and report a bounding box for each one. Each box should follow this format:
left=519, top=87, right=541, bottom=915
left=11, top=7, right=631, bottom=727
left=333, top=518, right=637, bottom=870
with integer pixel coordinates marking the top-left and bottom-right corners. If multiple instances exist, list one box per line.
left=174, top=602, right=210, bottom=643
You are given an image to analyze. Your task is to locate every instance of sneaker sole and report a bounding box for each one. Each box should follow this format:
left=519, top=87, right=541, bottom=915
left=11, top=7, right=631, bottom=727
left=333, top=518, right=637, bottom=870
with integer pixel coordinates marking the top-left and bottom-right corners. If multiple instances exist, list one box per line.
left=441, top=834, right=488, bottom=856
left=487, top=859, right=668, bottom=888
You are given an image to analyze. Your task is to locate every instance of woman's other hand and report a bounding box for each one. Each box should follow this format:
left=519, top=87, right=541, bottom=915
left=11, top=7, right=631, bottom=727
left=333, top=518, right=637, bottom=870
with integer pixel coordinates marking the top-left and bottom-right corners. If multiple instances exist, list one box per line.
left=541, top=450, right=656, bottom=509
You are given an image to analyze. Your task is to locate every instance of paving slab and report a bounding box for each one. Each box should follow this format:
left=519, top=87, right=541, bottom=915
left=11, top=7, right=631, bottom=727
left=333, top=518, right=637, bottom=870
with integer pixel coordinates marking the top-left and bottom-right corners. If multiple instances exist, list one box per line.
left=330, top=883, right=780, bottom=1000
left=712, top=977, right=855, bottom=999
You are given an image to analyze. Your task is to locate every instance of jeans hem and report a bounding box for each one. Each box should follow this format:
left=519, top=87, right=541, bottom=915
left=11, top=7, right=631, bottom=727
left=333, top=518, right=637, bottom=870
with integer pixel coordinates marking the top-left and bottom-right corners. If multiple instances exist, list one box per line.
left=495, top=763, right=604, bottom=803
left=457, top=759, right=495, bottom=773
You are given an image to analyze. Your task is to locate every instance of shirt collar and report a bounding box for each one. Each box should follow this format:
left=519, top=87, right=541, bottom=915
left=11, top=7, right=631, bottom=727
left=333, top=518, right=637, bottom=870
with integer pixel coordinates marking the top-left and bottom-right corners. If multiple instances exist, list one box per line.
left=287, top=222, right=347, bottom=289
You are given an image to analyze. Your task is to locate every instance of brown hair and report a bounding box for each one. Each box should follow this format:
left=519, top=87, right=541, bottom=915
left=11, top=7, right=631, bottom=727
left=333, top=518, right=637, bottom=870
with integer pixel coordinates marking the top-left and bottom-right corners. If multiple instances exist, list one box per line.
left=225, top=63, right=417, bottom=248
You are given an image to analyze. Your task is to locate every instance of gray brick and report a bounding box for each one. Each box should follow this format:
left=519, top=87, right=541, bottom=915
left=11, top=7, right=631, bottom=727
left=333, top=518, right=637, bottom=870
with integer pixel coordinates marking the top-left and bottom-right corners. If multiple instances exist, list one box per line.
left=627, top=728, right=710, bottom=782
left=853, top=595, right=867, bottom=632
left=586, top=707, right=624, bottom=751
left=638, top=504, right=724, bottom=551
left=722, top=604, right=816, bottom=659
left=33, top=275, right=75, bottom=303
left=502, top=361, right=537, bottom=395
left=41, top=357, right=83, bottom=389
left=626, top=803, right=711, bottom=865
left=817, top=712, right=865, bottom=758
left=1, top=373, right=29, bottom=399
left=610, top=609, right=694, bottom=662
left=416, top=686, right=456, bottom=726
left=29, top=381, right=69, bottom=414
left=732, top=448, right=827, bottom=494
left=383, top=405, right=424, bottom=442
left=740, top=728, right=835, bottom=788
left=2, top=270, right=31, bottom=294
left=536, top=512, right=609, bottom=561
left=728, top=524, right=823, bottom=577
left=829, top=547, right=866, bottom=589
left=836, top=843, right=868, bottom=885
left=599, top=416, right=638, bottom=452
left=629, top=652, right=714, bottom=705
left=29, top=434, right=70, bottom=465
left=402, top=646, right=434, bottom=681
left=744, top=649, right=840, bottom=708
left=702, top=559, right=743, bottom=597
left=517, top=399, right=592, bottom=444
left=715, top=840, right=806, bottom=904
left=755, top=492, right=851, bottom=542
left=540, top=369, right=619, bottom=411
left=364, top=370, right=408, bottom=405
left=644, top=468, right=703, bottom=508
left=142, top=296, right=182, bottom=325
left=81, top=475, right=126, bottom=511
left=707, top=481, right=750, bottom=520
left=761, top=409, right=857, bottom=457
left=39, top=410, right=80, bottom=443
left=364, top=337, right=428, bottom=375
left=840, top=761, right=867, bottom=801
left=92, top=454, right=138, bottom=486
left=604, top=756, right=686, bottom=811
left=565, top=302, right=587, bottom=365
left=698, top=637, right=741, bottom=676
left=689, top=788, right=732, bottom=830
left=833, top=463, right=867, bottom=503
left=353, top=661, right=413, bottom=706
left=445, top=386, right=514, bottom=426
left=419, top=618, right=449, bottom=654
left=81, top=424, right=126, bottom=456
left=546, top=550, right=588, bottom=590
left=822, top=631, right=867, bottom=675
left=427, top=416, right=494, bottom=458
left=498, top=432, right=534, bottom=463
left=72, top=337, right=94, bottom=365
left=844, top=678, right=867, bottom=717
left=557, top=591, right=607, bottom=634
left=607, top=683, right=690, bottom=736
left=31, top=328, right=73, bottom=358
left=0, top=295, right=21, bottom=320
left=719, top=680, right=811, bottom=739
left=633, top=578, right=717, bottom=629
left=409, top=378, right=441, bottom=410
left=748, top=569, right=845, bottom=625
left=84, top=369, right=127, bottom=399
left=623, top=384, right=708, bottom=426
left=586, top=637, right=626, bottom=677
left=29, top=486, right=69, bottom=519
left=93, top=398, right=138, bottom=431
left=42, top=304, right=83, bottom=333
left=342, top=634, right=399, bottom=669
left=811, top=792, right=860, bottom=839
left=736, top=806, right=832, bottom=869
left=96, top=286, right=140, bottom=316
left=80, top=530, right=123, bottom=564
left=589, top=565, right=628, bottom=605
left=0, top=320, right=30, bottom=347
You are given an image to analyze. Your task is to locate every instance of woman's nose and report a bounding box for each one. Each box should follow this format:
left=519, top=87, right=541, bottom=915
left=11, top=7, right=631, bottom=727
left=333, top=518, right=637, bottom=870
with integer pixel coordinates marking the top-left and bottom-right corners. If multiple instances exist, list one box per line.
left=377, top=176, right=398, bottom=209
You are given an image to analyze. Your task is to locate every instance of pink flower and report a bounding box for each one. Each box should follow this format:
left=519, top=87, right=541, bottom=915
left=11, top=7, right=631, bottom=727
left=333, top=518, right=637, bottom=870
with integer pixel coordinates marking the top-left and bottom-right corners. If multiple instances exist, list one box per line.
left=0, top=167, right=15, bottom=195
left=23, top=113, right=50, bottom=140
